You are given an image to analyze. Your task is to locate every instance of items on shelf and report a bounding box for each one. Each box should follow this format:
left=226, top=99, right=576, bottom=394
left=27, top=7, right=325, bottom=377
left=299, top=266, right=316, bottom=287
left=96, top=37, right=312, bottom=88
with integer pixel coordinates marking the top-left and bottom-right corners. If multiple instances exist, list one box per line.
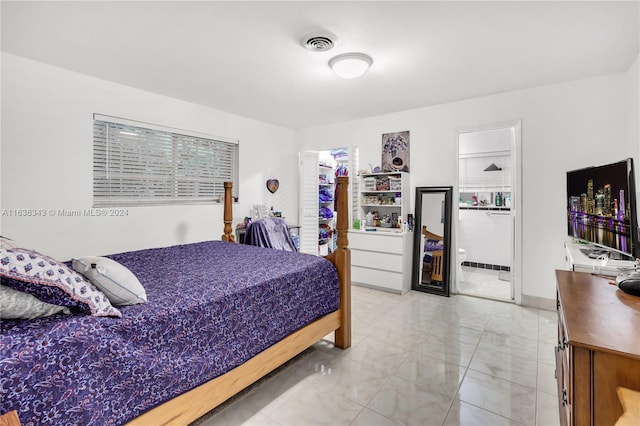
left=389, top=177, right=401, bottom=191
left=376, top=176, right=390, bottom=191
left=460, top=191, right=512, bottom=208
left=319, top=173, right=332, bottom=184
left=363, top=177, right=376, bottom=191
left=319, top=206, right=334, bottom=219
left=318, top=225, right=331, bottom=241
left=335, top=164, right=348, bottom=177
left=362, top=194, right=401, bottom=205
left=319, top=187, right=333, bottom=203
left=358, top=172, right=407, bottom=231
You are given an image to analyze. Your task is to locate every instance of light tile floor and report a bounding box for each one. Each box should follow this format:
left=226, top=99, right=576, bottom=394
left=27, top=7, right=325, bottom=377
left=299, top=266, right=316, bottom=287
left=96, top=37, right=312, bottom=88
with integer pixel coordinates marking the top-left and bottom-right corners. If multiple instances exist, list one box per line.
left=196, top=286, right=560, bottom=426
left=457, top=266, right=512, bottom=301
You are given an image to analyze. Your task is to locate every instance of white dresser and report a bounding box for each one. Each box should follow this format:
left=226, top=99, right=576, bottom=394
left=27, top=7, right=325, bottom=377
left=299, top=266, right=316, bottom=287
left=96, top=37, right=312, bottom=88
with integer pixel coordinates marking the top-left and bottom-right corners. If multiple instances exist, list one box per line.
left=350, top=230, right=413, bottom=294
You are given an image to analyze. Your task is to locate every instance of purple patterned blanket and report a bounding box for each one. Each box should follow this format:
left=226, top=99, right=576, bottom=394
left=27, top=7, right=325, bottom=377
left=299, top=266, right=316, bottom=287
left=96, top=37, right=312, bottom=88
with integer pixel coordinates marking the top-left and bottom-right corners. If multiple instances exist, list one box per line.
left=0, top=241, right=340, bottom=425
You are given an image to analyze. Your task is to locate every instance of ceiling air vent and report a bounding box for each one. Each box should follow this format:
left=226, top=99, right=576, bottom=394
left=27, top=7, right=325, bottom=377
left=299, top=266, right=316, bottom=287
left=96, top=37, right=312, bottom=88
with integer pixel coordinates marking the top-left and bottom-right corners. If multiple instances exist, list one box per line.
left=301, top=31, right=337, bottom=52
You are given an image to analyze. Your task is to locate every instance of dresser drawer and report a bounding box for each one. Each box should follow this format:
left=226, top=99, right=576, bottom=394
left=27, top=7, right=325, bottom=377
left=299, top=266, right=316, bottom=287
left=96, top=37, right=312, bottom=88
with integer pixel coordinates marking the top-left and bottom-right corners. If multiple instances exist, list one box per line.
left=349, top=232, right=404, bottom=253
left=352, top=266, right=403, bottom=292
left=352, top=249, right=403, bottom=273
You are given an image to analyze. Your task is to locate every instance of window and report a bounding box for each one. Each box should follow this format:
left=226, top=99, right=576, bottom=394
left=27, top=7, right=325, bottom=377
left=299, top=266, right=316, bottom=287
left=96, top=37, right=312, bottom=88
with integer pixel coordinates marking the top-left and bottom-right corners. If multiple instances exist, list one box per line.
left=93, top=114, right=238, bottom=207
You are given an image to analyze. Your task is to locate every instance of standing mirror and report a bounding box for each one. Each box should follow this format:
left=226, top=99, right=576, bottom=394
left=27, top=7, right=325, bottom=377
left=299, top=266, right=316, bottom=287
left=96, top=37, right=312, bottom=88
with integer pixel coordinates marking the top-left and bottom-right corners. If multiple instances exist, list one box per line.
left=412, top=186, right=453, bottom=296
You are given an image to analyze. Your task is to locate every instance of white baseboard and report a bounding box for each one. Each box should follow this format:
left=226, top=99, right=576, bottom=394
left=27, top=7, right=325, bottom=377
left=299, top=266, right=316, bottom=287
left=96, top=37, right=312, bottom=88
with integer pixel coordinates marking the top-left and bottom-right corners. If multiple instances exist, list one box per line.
left=522, top=294, right=556, bottom=312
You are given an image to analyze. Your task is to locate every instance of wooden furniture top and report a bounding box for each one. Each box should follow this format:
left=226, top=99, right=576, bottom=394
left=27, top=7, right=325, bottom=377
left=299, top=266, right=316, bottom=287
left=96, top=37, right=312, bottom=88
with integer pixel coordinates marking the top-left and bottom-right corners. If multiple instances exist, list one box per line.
left=556, top=270, right=640, bottom=359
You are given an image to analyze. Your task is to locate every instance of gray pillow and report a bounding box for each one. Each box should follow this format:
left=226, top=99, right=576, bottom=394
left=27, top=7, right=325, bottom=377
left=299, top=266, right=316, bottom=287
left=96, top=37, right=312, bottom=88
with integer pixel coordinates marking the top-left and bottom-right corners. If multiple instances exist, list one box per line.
left=0, top=285, right=71, bottom=320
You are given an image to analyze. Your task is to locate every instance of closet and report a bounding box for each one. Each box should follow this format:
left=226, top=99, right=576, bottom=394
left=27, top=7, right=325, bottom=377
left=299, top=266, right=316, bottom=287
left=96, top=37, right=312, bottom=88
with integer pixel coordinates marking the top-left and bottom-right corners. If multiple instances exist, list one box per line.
left=299, top=148, right=358, bottom=255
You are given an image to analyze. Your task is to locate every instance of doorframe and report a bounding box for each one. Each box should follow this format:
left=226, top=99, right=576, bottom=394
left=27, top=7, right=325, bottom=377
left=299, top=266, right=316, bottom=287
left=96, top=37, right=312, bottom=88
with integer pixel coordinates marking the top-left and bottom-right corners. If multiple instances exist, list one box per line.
left=453, top=120, right=523, bottom=305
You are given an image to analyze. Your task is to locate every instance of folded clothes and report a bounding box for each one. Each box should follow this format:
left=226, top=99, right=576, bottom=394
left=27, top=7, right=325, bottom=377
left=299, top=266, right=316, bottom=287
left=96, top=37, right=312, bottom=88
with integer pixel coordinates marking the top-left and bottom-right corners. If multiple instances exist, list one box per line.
left=319, top=187, right=333, bottom=202
left=319, top=206, right=334, bottom=219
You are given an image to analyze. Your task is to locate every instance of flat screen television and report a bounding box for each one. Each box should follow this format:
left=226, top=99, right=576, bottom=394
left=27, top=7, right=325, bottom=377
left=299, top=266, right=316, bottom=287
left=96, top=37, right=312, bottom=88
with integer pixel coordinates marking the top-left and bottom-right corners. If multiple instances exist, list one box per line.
left=567, top=158, right=639, bottom=260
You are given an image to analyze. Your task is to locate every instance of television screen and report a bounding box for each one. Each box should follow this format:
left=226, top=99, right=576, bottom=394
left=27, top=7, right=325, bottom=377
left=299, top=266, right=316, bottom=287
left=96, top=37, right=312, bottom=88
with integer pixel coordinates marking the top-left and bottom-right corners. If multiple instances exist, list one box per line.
left=566, top=158, right=638, bottom=259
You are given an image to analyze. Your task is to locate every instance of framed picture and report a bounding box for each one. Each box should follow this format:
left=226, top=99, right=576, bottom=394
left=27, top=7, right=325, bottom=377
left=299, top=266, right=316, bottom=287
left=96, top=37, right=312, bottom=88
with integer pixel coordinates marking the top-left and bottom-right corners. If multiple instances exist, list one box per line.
left=382, top=131, right=410, bottom=172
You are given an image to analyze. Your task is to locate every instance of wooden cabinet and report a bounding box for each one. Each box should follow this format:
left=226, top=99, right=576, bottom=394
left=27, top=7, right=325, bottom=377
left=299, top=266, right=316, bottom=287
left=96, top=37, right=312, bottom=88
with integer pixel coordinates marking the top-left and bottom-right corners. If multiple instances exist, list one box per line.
left=555, top=270, right=640, bottom=426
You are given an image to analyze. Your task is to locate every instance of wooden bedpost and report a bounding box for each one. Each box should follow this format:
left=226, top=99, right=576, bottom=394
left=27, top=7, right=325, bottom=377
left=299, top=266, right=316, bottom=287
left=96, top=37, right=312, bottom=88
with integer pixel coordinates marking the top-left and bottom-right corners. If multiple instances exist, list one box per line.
left=326, top=176, right=351, bottom=349
left=221, top=181, right=236, bottom=243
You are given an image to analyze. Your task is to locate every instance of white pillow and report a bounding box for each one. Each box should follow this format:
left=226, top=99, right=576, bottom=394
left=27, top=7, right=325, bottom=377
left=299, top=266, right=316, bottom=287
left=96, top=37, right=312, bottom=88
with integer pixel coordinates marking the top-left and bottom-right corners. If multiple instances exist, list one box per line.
left=72, top=256, right=147, bottom=306
left=0, top=285, right=71, bottom=320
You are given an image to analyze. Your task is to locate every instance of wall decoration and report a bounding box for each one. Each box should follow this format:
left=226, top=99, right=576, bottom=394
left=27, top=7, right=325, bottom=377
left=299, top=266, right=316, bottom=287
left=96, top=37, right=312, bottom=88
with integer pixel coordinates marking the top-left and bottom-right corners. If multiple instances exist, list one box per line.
left=266, top=179, right=279, bottom=193
left=382, top=131, right=410, bottom=172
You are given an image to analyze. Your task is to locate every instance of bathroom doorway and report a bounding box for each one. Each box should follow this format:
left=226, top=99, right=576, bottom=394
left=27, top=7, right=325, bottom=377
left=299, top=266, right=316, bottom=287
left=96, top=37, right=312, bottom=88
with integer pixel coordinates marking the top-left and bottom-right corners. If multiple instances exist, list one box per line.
left=454, top=121, right=522, bottom=304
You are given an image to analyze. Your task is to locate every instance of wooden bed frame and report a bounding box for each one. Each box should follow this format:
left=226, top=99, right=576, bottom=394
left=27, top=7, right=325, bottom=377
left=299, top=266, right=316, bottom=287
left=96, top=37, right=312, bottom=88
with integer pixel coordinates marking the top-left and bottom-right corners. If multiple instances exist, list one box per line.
left=422, top=226, right=444, bottom=282
left=127, top=176, right=351, bottom=425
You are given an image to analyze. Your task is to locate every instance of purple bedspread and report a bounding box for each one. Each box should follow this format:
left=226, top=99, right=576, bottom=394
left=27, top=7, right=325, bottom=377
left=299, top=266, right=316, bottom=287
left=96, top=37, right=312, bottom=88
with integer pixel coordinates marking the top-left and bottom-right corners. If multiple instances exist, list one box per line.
left=0, top=241, right=340, bottom=425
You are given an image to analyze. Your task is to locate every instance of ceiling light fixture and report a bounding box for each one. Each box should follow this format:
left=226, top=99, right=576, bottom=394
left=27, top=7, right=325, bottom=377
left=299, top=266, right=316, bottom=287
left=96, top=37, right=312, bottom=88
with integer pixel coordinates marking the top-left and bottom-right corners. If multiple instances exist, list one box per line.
left=329, top=53, right=373, bottom=79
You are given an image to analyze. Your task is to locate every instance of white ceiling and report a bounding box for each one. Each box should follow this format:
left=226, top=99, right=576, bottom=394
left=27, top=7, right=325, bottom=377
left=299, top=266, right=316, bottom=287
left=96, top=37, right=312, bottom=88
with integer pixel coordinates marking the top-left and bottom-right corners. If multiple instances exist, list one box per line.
left=2, top=1, right=639, bottom=129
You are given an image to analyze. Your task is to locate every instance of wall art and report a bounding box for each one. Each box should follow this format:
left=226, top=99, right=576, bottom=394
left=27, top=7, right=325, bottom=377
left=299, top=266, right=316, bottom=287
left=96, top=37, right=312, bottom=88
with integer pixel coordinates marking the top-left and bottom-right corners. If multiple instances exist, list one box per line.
left=382, top=131, right=410, bottom=172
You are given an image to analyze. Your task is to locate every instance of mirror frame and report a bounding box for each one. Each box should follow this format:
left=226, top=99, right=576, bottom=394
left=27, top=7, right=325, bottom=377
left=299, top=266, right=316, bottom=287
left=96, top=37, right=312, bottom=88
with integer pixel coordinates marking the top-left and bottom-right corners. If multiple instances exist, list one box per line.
left=412, top=186, right=453, bottom=296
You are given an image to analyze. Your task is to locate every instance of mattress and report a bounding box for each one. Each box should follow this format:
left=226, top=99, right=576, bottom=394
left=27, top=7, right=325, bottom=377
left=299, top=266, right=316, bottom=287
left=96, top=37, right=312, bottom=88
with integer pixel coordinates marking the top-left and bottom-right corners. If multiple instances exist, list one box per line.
left=0, top=241, right=340, bottom=425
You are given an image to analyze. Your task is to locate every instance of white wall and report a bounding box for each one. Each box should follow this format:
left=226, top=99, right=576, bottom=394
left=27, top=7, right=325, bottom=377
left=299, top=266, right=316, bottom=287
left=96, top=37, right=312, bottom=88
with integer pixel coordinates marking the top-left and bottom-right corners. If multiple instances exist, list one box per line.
left=628, top=55, right=640, bottom=204
left=296, top=71, right=633, bottom=302
left=459, top=210, right=511, bottom=267
left=1, top=53, right=296, bottom=260
left=628, top=55, right=640, bottom=257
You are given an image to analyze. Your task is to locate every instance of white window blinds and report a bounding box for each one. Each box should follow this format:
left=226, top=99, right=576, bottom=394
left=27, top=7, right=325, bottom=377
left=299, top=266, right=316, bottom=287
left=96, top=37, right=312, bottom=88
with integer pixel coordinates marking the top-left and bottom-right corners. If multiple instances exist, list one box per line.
left=93, top=114, right=239, bottom=207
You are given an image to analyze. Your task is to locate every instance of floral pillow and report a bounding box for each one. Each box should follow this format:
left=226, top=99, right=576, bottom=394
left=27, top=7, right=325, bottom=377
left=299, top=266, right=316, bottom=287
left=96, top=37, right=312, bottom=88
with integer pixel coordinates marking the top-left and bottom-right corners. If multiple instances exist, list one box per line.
left=0, top=246, right=121, bottom=318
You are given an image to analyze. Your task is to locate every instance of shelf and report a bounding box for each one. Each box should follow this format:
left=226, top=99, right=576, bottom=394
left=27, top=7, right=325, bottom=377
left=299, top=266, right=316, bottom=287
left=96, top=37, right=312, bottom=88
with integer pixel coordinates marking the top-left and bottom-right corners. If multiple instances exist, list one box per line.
left=459, top=205, right=510, bottom=211
left=361, top=190, right=400, bottom=194
left=361, top=204, right=401, bottom=207
left=351, top=228, right=406, bottom=235
left=366, top=226, right=402, bottom=231
left=359, top=172, right=406, bottom=177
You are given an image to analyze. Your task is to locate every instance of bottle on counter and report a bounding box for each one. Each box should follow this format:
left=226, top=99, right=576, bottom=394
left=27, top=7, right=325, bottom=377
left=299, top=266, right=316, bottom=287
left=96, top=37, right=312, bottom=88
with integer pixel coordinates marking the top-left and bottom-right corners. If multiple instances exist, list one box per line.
left=365, top=211, right=374, bottom=227
left=495, top=192, right=503, bottom=207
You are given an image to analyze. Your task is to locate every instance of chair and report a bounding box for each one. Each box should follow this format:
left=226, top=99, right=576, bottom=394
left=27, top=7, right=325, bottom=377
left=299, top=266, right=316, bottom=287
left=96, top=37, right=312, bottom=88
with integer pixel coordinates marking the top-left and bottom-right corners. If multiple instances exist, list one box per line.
left=244, top=217, right=297, bottom=252
left=422, top=226, right=444, bottom=282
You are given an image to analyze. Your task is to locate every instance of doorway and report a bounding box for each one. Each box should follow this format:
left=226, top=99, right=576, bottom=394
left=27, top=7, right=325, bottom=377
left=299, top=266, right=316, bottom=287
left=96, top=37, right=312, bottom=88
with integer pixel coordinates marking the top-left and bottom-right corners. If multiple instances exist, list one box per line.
left=299, top=147, right=358, bottom=256
left=454, top=121, right=522, bottom=304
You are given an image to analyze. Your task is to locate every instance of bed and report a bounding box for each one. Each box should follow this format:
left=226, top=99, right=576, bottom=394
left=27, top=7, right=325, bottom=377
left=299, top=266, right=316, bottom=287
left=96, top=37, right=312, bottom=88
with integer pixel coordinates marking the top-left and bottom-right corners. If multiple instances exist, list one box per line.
left=0, top=177, right=351, bottom=425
